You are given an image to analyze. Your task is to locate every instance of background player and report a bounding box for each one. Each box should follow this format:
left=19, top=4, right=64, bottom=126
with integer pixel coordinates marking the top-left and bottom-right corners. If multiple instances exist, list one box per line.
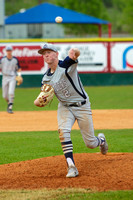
left=34, top=43, right=108, bottom=178
left=0, top=45, right=21, bottom=113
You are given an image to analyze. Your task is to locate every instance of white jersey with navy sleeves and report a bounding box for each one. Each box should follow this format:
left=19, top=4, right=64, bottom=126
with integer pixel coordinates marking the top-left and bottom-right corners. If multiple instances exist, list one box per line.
left=42, top=56, right=89, bottom=105
left=0, top=56, right=20, bottom=76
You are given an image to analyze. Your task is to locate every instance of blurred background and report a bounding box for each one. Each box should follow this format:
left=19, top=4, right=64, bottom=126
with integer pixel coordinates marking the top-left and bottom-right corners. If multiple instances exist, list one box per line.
left=1, top=0, right=133, bottom=38
left=0, top=0, right=133, bottom=87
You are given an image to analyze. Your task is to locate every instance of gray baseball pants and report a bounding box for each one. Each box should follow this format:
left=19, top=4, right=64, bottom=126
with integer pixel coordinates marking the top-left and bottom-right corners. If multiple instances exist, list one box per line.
left=2, top=75, right=16, bottom=103
left=57, top=99, right=99, bottom=148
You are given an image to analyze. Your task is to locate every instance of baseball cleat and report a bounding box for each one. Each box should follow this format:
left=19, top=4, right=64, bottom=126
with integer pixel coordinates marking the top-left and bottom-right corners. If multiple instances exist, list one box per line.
left=66, top=165, right=79, bottom=178
left=7, top=108, right=14, bottom=114
left=98, top=133, right=108, bottom=155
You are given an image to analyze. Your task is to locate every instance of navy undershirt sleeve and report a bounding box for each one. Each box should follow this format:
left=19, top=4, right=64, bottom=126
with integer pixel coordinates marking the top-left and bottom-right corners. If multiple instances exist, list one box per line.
left=59, top=56, right=78, bottom=69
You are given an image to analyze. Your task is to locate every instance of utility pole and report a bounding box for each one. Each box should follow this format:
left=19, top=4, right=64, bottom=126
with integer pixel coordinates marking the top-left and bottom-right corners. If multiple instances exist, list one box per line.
left=0, top=0, right=5, bottom=38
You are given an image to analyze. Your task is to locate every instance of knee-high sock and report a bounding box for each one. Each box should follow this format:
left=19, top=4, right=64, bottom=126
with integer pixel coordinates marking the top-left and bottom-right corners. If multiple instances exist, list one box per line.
left=61, top=141, right=75, bottom=166
left=8, top=103, right=13, bottom=109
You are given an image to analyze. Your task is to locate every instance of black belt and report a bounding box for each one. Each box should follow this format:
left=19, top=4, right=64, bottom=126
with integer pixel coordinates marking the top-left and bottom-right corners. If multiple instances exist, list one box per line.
left=69, top=100, right=86, bottom=107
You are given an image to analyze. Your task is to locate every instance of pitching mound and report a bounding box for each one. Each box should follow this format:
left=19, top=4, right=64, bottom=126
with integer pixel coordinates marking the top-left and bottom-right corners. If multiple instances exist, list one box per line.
left=0, top=153, right=132, bottom=191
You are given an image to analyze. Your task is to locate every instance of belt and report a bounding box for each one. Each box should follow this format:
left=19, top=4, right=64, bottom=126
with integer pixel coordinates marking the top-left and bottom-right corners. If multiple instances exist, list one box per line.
left=69, top=100, right=86, bottom=107
left=3, top=74, right=14, bottom=76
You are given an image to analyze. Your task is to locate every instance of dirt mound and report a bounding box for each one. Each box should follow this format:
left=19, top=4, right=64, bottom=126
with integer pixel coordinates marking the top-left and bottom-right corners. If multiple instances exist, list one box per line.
left=0, top=153, right=132, bottom=191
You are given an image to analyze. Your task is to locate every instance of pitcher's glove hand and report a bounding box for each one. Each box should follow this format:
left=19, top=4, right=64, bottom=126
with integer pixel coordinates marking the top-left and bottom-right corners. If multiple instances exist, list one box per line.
left=16, top=76, right=23, bottom=86
left=37, top=84, right=54, bottom=107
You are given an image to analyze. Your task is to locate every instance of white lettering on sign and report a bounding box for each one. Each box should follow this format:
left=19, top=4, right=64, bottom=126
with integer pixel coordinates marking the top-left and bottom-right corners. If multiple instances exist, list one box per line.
left=1, top=48, right=41, bottom=57
left=0, top=42, right=107, bottom=74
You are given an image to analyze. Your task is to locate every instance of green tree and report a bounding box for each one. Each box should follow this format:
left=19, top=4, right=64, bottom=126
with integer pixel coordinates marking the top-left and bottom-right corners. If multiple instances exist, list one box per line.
left=112, top=0, right=125, bottom=11
left=122, top=0, right=133, bottom=34
left=55, top=0, right=109, bottom=36
left=105, top=0, right=126, bottom=33
left=103, top=0, right=113, bottom=8
left=5, top=0, right=55, bottom=16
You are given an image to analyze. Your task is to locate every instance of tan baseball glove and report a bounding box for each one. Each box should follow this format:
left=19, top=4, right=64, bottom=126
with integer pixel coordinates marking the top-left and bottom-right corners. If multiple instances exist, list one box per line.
left=16, top=76, right=23, bottom=86
left=37, top=84, right=54, bottom=107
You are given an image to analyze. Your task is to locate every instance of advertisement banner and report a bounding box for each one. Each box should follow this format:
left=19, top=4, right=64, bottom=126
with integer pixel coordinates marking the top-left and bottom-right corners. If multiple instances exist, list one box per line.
left=0, top=42, right=107, bottom=74
left=56, top=42, right=107, bottom=72
left=111, top=42, right=133, bottom=72
left=0, top=44, right=44, bottom=74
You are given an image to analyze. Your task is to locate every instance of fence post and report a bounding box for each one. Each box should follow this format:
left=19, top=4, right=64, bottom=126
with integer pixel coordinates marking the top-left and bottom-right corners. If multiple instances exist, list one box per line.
left=107, top=41, right=111, bottom=72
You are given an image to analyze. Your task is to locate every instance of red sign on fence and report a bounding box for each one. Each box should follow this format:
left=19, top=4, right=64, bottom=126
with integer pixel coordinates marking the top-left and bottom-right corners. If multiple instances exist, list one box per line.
left=0, top=45, right=45, bottom=74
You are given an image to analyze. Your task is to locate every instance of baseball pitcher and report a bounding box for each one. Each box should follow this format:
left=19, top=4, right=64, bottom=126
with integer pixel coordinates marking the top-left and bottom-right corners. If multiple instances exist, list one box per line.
left=34, top=43, right=108, bottom=178
left=0, top=45, right=23, bottom=113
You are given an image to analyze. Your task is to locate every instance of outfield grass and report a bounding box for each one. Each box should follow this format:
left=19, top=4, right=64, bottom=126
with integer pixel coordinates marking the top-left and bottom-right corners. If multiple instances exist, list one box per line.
left=0, top=85, right=133, bottom=111
left=0, top=129, right=132, bottom=165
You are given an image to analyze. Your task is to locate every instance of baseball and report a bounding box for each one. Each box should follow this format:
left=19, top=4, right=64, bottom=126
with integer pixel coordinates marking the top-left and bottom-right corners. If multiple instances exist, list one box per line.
left=55, top=16, right=63, bottom=23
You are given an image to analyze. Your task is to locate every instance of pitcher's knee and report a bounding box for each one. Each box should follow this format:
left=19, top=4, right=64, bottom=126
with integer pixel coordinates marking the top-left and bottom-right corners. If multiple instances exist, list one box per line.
left=85, top=139, right=98, bottom=149
left=58, top=129, right=71, bottom=143
left=86, top=142, right=95, bottom=149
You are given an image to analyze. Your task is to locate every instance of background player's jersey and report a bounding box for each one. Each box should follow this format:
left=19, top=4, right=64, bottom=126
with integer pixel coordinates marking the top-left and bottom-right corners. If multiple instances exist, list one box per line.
left=0, top=56, right=20, bottom=76
left=42, top=56, right=89, bottom=105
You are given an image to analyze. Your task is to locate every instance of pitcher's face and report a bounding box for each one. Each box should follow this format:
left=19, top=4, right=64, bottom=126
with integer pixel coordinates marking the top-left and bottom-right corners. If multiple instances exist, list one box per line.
left=43, top=50, right=58, bottom=64
left=6, top=50, right=12, bottom=57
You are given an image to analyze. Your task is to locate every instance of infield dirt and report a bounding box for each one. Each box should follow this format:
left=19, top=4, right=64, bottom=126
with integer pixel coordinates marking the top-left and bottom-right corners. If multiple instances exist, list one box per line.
left=0, top=109, right=133, bottom=132
left=0, top=109, right=133, bottom=191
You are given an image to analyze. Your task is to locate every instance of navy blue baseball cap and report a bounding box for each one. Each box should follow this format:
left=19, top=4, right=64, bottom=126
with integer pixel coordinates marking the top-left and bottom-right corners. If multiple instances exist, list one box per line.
left=38, top=43, right=57, bottom=54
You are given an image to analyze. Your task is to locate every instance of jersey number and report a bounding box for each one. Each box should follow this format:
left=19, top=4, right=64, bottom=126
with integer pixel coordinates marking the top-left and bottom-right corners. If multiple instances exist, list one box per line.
left=62, top=89, right=71, bottom=98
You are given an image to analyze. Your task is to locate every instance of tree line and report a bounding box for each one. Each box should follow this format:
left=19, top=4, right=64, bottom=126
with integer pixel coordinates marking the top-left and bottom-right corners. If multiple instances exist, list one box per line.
left=5, top=0, right=133, bottom=36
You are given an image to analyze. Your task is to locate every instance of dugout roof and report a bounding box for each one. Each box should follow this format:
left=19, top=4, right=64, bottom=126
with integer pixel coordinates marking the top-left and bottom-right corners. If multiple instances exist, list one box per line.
left=5, top=3, right=111, bottom=37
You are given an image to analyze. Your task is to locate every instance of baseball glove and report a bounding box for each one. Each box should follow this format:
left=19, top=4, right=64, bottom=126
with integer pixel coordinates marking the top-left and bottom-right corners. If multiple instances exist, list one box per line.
left=16, top=76, right=23, bottom=86
left=37, top=84, right=54, bottom=107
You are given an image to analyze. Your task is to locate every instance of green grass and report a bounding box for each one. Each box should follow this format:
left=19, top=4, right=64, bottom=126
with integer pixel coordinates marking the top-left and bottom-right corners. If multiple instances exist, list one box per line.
left=86, top=85, right=133, bottom=109
left=0, top=189, right=132, bottom=200
left=0, top=85, right=132, bottom=199
left=0, top=85, right=133, bottom=111
left=0, top=129, right=132, bottom=165
left=55, top=190, right=133, bottom=200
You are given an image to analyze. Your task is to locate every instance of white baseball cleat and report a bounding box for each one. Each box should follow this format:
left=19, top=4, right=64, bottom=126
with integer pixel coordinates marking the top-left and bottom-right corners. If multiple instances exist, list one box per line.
left=98, top=133, right=108, bottom=155
left=66, top=165, right=79, bottom=178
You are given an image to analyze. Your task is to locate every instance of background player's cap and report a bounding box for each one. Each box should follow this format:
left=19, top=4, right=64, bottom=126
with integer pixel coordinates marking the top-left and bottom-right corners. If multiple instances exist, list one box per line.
left=38, top=43, right=57, bottom=54
left=6, top=45, right=13, bottom=51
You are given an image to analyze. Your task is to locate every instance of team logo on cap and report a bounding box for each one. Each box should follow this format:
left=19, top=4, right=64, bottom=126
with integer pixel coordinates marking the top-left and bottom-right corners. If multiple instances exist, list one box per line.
left=43, top=44, right=48, bottom=48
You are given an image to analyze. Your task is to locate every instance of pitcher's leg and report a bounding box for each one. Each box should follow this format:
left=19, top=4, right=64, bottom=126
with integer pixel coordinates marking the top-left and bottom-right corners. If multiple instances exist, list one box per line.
left=78, top=112, right=108, bottom=154
left=75, top=103, right=108, bottom=154
left=58, top=103, right=75, bottom=164
left=57, top=103, right=79, bottom=177
left=77, top=109, right=99, bottom=149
